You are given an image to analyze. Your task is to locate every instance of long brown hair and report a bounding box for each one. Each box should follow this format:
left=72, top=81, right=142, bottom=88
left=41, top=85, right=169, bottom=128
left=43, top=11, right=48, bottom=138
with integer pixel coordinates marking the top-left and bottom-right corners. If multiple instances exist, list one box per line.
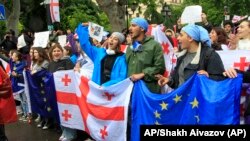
left=48, top=43, right=63, bottom=60
left=33, top=47, right=49, bottom=65
left=211, top=27, right=228, bottom=50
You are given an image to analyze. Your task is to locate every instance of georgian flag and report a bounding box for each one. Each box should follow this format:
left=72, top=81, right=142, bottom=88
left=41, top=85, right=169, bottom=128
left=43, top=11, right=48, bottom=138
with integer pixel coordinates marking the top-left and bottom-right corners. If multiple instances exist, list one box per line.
left=217, top=50, right=250, bottom=71
left=0, top=58, right=10, bottom=74
left=217, top=50, right=250, bottom=124
left=54, top=70, right=133, bottom=141
left=50, top=0, right=60, bottom=22
left=150, top=24, right=177, bottom=77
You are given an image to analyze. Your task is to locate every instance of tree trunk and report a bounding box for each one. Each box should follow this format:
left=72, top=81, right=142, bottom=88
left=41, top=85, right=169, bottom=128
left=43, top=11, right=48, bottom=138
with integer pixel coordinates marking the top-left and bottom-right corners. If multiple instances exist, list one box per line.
left=6, top=0, right=20, bottom=35
left=96, top=0, right=126, bottom=32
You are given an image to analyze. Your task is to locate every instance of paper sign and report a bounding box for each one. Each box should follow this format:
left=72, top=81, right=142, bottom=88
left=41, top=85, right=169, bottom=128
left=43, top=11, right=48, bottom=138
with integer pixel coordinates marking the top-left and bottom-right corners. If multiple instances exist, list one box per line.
left=181, top=5, right=202, bottom=24
left=17, top=35, right=26, bottom=49
left=58, top=35, right=67, bottom=47
left=88, top=22, right=104, bottom=42
left=32, top=31, right=50, bottom=48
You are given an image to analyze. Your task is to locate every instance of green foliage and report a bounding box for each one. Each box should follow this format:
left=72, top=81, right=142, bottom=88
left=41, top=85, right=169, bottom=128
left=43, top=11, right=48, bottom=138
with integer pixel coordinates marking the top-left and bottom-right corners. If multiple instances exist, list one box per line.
left=59, top=0, right=110, bottom=32
left=128, top=0, right=183, bottom=28
left=182, top=0, right=250, bottom=26
left=0, top=22, right=6, bottom=39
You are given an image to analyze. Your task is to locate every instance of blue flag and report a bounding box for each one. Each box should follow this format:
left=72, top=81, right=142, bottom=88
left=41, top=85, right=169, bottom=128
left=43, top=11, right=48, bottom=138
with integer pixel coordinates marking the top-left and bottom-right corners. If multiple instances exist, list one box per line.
left=131, top=73, right=243, bottom=141
left=25, top=70, right=59, bottom=122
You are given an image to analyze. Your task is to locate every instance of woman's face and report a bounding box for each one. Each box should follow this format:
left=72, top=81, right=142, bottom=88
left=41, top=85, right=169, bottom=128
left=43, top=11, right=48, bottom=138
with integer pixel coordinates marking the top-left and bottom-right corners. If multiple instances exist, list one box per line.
left=177, top=31, right=192, bottom=49
left=29, top=49, right=34, bottom=59
left=209, top=29, right=218, bottom=43
left=108, top=36, right=119, bottom=50
left=237, top=21, right=250, bottom=39
left=33, top=49, right=40, bottom=60
left=11, top=52, right=18, bottom=62
left=52, top=47, right=63, bottom=60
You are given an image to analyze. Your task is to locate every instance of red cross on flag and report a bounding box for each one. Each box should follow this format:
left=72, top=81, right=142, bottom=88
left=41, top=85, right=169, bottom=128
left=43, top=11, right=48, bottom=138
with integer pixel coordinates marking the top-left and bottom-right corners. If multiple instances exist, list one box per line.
left=217, top=50, right=250, bottom=71
left=54, top=70, right=133, bottom=141
left=150, top=24, right=177, bottom=77
left=55, top=72, right=85, bottom=130
left=217, top=50, right=250, bottom=124
left=50, top=0, right=60, bottom=23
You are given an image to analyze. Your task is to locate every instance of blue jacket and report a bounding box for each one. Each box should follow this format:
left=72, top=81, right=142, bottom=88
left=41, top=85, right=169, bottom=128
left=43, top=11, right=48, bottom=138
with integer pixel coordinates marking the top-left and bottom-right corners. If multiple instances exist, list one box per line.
left=76, top=24, right=127, bottom=87
left=11, top=60, right=26, bottom=94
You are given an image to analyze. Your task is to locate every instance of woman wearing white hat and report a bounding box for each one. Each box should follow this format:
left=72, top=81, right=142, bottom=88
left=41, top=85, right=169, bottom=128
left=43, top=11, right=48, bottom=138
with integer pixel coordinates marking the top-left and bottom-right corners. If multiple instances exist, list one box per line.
left=76, top=23, right=127, bottom=87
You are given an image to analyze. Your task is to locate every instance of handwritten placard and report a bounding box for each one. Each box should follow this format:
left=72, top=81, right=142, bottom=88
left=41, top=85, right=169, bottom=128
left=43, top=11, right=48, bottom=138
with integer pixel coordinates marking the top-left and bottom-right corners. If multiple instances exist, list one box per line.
left=181, top=5, right=202, bottom=24
left=33, top=31, right=50, bottom=48
left=17, top=35, right=26, bottom=49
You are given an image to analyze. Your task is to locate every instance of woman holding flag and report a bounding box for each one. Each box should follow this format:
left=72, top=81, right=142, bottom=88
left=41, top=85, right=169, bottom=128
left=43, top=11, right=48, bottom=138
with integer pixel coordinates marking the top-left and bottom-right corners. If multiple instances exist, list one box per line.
left=157, top=24, right=225, bottom=88
left=76, top=23, right=127, bottom=87
left=47, top=43, right=76, bottom=141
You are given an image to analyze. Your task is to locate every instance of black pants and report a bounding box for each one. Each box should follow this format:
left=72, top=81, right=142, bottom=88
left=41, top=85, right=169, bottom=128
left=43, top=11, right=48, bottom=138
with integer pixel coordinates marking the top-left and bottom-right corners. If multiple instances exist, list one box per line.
left=0, top=124, right=7, bottom=141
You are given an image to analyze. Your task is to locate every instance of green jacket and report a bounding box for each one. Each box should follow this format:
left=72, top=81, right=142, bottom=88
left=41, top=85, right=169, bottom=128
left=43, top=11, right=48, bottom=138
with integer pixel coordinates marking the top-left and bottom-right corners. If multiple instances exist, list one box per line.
left=126, top=36, right=165, bottom=93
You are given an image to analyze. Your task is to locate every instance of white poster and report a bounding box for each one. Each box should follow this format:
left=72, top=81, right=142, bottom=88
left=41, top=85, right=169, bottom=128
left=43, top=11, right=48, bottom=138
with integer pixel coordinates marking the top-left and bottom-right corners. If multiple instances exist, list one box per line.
left=181, top=5, right=202, bottom=24
left=17, top=35, right=26, bottom=49
left=58, top=35, right=67, bottom=47
left=32, top=31, right=50, bottom=48
left=88, top=22, right=104, bottom=42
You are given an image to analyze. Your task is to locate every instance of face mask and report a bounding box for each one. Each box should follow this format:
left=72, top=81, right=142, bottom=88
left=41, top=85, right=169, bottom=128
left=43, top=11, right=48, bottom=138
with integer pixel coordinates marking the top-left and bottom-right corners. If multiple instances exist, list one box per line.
left=106, top=48, right=116, bottom=55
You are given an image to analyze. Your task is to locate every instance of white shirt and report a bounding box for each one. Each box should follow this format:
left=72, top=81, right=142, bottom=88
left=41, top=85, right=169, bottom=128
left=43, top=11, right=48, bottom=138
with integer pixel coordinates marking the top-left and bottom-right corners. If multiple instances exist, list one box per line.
left=237, top=39, right=250, bottom=50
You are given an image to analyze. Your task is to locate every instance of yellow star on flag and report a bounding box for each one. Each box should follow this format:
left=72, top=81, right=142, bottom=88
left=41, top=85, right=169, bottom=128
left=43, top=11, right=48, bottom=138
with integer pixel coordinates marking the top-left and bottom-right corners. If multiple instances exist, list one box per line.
left=154, top=110, right=161, bottom=119
left=190, top=97, right=199, bottom=109
left=47, top=107, right=52, bottom=112
left=160, top=101, right=168, bottom=110
left=173, top=94, right=182, bottom=103
left=155, top=120, right=161, bottom=125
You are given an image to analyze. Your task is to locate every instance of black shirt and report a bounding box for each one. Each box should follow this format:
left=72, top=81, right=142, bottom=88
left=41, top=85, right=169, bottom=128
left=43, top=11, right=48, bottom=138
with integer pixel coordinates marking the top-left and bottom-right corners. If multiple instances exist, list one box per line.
left=100, top=53, right=123, bottom=84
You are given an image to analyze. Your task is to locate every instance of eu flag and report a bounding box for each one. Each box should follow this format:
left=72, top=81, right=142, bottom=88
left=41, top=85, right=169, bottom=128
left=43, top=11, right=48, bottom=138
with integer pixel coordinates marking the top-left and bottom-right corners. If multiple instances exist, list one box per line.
left=25, top=70, right=59, bottom=122
left=131, top=73, right=242, bottom=141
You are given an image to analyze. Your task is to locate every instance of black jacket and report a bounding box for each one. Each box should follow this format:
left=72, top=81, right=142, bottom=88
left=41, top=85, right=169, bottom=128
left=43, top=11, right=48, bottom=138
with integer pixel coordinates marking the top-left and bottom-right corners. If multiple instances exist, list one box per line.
left=168, top=45, right=226, bottom=89
left=48, top=57, right=74, bottom=73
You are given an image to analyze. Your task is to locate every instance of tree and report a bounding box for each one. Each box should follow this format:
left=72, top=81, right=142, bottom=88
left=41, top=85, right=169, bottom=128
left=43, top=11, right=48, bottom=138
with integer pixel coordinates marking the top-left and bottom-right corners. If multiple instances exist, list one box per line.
left=95, top=0, right=184, bottom=32
left=0, top=0, right=20, bottom=36
left=182, top=0, right=250, bottom=26
left=59, top=0, right=111, bottom=32
left=95, top=0, right=126, bottom=32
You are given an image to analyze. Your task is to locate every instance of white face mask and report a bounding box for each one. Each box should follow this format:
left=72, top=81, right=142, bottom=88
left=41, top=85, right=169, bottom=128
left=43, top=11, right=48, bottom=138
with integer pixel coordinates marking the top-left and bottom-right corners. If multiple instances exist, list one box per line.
left=106, top=48, right=116, bottom=55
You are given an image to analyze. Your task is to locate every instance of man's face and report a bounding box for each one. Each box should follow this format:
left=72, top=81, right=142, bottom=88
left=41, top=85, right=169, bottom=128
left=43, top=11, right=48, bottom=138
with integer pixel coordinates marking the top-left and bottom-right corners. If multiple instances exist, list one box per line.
left=129, top=23, right=143, bottom=40
left=237, top=21, right=250, bottom=39
left=224, top=24, right=232, bottom=33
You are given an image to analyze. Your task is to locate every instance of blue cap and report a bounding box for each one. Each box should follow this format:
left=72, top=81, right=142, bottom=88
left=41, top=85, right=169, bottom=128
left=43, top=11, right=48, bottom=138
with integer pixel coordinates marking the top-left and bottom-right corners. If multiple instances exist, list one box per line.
left=131, top=17, right=149, bottom=32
